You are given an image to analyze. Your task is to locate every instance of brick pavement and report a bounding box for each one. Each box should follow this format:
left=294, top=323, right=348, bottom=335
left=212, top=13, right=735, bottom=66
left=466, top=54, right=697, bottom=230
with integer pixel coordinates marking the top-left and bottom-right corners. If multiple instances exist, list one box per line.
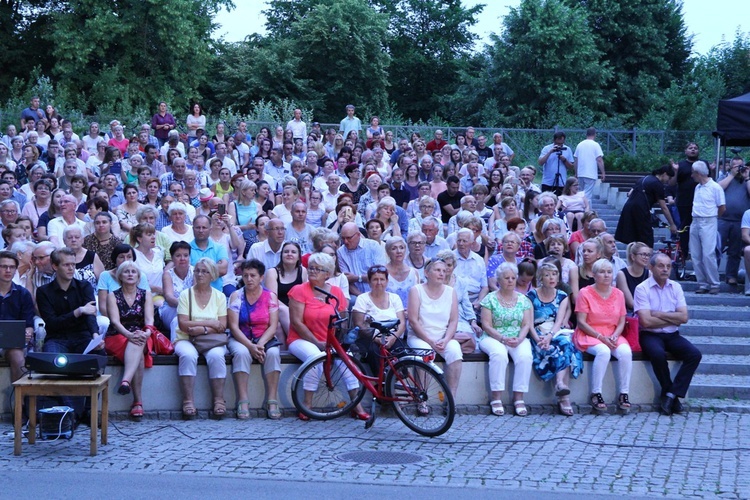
left=2, top=411, right=749, bottom=498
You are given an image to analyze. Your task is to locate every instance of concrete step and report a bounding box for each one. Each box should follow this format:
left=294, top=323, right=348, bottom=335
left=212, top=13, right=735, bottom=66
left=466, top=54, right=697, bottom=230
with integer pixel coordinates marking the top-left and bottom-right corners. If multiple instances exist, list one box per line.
left=684, top=295, right=750, bottom=307
left=688, top=305, right=750, bottom=321
left=681, top=319, right=750, bottom=337
left=690, top=374, right=750, bottom=399
left=684, top=397, right=750, bottom=413
left=697, top=355, right=750, bottom=375
left=681, top=283, right=747, bottom=294
left=687, top=336, right=750, bottom=355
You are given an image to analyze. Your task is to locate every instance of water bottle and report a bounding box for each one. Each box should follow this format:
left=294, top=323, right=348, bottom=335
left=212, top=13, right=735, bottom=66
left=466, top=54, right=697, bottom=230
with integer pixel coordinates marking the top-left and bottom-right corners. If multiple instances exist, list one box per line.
left=35, top=325, right=46, bottom=352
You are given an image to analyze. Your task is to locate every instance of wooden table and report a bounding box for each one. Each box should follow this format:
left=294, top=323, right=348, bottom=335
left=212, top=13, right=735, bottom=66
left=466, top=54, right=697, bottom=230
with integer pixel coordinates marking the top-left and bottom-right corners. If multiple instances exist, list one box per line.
left=13, top=374, right=110, bottom=456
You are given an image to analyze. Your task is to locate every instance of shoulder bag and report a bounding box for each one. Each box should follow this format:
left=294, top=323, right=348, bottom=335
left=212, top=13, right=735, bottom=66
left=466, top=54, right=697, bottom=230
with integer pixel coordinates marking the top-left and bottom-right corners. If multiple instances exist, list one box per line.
left=189, top=288, right=228, bottom=354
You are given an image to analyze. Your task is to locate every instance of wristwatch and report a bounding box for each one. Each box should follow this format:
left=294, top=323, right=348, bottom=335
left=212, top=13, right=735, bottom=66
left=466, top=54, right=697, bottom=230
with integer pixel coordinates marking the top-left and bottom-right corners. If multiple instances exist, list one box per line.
left=358, top=275, right=363, bottom=283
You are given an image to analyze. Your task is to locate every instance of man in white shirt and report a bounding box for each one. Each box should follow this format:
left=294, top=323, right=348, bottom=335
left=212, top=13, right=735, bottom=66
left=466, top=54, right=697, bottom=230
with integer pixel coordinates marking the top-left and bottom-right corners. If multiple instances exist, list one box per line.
left=574, top=127, right=606, bottom=200
left=247, top=218, right=286, bottom=269
left=690, top=161, right=726, bottom=294
left=339, top=105, right=362, bottom=139
left=286, top=109, right=307, bottom=141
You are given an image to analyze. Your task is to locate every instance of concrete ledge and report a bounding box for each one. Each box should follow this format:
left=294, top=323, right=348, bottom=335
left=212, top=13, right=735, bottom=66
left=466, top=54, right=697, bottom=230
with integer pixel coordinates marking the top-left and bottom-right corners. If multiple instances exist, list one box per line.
left=0, top=353, right=681, bottom=415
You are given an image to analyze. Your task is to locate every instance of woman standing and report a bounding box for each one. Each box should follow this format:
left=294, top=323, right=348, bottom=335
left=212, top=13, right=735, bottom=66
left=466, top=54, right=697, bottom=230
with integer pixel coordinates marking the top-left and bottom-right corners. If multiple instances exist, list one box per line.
left=152, top=101, right=176, bottom=147
left=186, top=103, right=206, bottom=143
left=527, top=262, right=582, bottom=416
left=287, top=253, right=369, bottom=421
left=264, top=241, right=308, bottom=337
left=615, top=165, right=677, bottom=248
left=175, top=258, right=228, bottom=419
left=407, top=258, right=461, bottom=398
left=105, top=261, right=154, bottom=420
left=574, top=259, right=631, bottom=414
left=479, top=262, right=534, bottom=416
left=228, top=260, right=282, bottom=420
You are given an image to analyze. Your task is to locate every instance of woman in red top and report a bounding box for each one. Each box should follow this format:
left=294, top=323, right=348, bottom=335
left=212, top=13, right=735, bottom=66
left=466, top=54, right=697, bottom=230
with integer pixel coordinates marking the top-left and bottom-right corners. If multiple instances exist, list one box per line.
left=574, top=258, right=631, bottom=414
left=287, top=252, right=369, bottom=421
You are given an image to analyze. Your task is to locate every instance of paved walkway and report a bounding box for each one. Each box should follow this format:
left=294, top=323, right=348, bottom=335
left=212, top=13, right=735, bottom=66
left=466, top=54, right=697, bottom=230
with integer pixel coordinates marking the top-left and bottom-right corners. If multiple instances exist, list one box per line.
left=3, top=411, right=748, bottom=498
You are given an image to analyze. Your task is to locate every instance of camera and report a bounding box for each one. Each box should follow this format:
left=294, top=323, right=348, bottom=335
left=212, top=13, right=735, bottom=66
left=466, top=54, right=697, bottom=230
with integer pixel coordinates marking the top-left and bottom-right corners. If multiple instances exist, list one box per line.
left=553, top=144, right=567, bottom=155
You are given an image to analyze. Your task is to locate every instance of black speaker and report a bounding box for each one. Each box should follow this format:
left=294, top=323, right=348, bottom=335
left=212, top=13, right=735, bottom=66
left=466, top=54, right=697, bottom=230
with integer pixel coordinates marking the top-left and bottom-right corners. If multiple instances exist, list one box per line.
left=26, top=352, right=107, bottom=378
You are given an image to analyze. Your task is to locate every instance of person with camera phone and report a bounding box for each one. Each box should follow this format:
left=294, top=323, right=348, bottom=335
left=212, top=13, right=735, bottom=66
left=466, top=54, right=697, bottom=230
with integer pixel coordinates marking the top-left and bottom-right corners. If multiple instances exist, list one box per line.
left=538, top=131, right=574, bottom=196
left=717, top=155, right=750, bottom=286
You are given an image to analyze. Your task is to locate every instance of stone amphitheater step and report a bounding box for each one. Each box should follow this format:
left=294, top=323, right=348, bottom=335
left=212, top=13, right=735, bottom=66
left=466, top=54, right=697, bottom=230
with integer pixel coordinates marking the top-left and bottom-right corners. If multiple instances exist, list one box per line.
left=689, top=374, right=750, bottom=399
left=686, top=336, right=750, bottom=355
left=681, top=319, right=750, bottom=336
left=685, top=397, right=750, bottom=413
left=687, top=305, right=750, bottom=321
left=697, top=355, right=750, bottom=375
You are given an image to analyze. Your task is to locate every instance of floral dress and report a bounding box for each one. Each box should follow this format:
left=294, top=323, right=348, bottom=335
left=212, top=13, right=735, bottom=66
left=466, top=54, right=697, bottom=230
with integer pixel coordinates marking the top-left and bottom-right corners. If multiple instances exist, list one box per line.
left=526, top=289, right=583, bottom=382
left=107, top=288, right=146, bottom=335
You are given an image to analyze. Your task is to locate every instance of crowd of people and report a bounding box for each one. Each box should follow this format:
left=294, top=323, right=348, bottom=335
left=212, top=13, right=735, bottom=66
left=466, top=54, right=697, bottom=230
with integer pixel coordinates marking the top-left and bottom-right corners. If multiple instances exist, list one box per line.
left=3, top=98, right=729, bottom=422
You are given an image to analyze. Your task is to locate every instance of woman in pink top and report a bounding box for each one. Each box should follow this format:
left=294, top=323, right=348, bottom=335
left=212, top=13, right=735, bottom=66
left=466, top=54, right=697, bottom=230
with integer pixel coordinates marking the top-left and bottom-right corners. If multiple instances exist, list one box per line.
left=574, top=258, right=631, bottom=414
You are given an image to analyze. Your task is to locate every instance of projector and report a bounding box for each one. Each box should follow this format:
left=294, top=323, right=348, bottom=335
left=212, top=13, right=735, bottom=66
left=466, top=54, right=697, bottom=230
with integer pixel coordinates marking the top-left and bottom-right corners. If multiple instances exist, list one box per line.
left=26, top=353, right=107, bottom=378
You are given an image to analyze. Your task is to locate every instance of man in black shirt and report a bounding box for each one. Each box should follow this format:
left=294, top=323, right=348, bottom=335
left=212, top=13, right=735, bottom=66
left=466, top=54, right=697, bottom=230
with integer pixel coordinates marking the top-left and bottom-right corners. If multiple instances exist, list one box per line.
left=437, top=176, right=464, bottom=224
left=670, top=142, right=711, bottom=259
left=0, top=251, right=35, bottom=383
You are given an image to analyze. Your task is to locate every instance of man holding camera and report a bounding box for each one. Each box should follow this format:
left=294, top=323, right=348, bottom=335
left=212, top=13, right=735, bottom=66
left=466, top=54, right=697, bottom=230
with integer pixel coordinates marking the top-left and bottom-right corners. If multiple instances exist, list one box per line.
left=538, top=131, right=574, bottom=196
left=718, top=156, right=750, bottom=286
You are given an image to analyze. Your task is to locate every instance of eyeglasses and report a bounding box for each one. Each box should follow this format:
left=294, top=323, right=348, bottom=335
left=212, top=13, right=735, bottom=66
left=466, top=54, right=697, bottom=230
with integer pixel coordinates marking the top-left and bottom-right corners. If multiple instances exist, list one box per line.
left=0, top=264, right=17, bottom=270
left=341, top=233, right=358, bottom=241
left=636, top=252, right=653, bottom=257
left=409, top=241, right=425, bottom=246
left=308, top=266, right=328, bottom=274
left=194, top=268, right=211, bottom=274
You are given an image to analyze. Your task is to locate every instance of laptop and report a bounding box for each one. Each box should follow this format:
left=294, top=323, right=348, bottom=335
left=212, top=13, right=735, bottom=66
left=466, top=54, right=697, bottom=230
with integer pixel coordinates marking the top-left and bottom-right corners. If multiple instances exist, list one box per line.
left=0, top=320, right=27, bottom=349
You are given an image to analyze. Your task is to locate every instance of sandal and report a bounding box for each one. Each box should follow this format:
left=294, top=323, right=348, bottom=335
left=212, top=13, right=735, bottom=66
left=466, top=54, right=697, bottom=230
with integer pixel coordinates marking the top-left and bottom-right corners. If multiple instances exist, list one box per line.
left=618, top=393, right=631, bottom=411
left=182, top=401, right=197, bottom=420
left=417, top=402, right=430, bottom=416
left=236, top=399, right=250, bottom=420
left=130, top=402, right=144, bottom=419
left=558, top=397, right=574, bottom=417
left=118, top=380, right=131, bottom=395
left=266, top=399, right=282, bottom=420
left=489, top=399, right=505, bottom=416
left=555, top=384, right=571, bottom=397
left=212, top=399, right=226, bottom=419
left=297, top=412, right=310, bottom=421
left=513, top=400, right=528, bottom=417
left=590, top=393, right=607, bottom=413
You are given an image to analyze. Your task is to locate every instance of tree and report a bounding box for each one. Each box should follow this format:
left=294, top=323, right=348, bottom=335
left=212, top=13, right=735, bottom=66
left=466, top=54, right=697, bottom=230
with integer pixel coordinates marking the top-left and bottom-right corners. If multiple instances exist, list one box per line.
left=562, top=0, right=692, bottom=123
left=709, top=30, right=750, bottom=99
left=372, top=0, right=484, bottom=121
left=46, top=0, right=233, bottom=115
left=481, top=0, right=612, bottom=128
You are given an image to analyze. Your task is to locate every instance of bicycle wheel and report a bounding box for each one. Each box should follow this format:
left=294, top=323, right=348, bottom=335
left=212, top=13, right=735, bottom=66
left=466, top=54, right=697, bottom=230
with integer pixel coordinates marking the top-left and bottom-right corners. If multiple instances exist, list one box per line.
left=291, top=353, right=366, bottom=420
left=385, top=359, right=455, bottom=437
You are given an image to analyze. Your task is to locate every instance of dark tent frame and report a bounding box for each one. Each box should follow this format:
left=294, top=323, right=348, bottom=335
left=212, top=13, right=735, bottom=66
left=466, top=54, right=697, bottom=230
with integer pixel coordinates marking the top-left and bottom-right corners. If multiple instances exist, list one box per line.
left=713, top=92, right=750, bottom=167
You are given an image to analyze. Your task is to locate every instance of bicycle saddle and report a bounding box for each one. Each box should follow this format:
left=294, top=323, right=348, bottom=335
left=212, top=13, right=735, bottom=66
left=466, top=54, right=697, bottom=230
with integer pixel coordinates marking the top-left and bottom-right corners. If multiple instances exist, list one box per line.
left=370, top=319, right=400, bottom=331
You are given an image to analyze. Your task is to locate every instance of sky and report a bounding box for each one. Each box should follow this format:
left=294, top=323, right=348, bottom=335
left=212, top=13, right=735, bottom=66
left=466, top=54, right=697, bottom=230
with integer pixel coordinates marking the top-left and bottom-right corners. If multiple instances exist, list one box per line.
left=213, top=0, right=744, bottom=56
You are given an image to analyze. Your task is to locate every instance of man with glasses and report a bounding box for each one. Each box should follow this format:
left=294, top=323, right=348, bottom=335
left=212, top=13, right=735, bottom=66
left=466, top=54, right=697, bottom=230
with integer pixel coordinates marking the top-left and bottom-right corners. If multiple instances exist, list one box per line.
left=0, top=251, right=35, bottom=382
left=337, top=222, right=386, bottom=296
left=247, top=218, right=286, bottom=269
left=47, top=194, right=86, bottom=248
left=190, top=215, right=229, bottom=294
left=0, top=199, right=19, bottom=231
left=453, top=228, right=489, bottom=309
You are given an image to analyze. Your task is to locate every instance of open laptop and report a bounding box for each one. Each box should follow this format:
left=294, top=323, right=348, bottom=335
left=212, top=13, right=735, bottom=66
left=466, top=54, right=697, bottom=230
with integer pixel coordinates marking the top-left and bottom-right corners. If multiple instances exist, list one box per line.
left=0, top=321, right=27, bottom=349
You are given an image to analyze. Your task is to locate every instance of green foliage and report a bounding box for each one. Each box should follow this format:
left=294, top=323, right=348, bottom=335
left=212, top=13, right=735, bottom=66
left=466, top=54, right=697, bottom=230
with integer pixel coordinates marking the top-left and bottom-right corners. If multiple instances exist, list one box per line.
left=46, top=0, right=233, bottom=114
left=372, top=0, right=484, bottom=121
left=485, top=0, right=613, bottom=128
left=707, top=30, right=750, bottom=98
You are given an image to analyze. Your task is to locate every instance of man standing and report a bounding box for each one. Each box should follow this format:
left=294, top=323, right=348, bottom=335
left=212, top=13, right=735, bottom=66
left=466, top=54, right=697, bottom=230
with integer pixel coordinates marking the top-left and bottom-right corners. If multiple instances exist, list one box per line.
left=574, top=127, right=606, bottom=200
left=670, top=142, right=709, bottom=261
left=690, top=161, right=725, bottom=294
left=20, top=96, right=44, bottom=129
left=337, top=222, right=386, bottom=296
left=490, top=132, right=514, bottom=163
left=717, top=156, right=750, bottom=285
left=286, top=109, right=307, bottom=141
left=190, top=215, right=228, bottom=293
left=426, top=130, right=448, bottom=152
left=475, top=135, right=493, bottom=164
left=247, top=218, right=286, bottom=269
left=339, top=105, right=362, bottom=139
left=634, top=253, right=702, bottom=416
left=538, top=132, right=574, bottom=195
left=0, top=251, right=35, bottom=383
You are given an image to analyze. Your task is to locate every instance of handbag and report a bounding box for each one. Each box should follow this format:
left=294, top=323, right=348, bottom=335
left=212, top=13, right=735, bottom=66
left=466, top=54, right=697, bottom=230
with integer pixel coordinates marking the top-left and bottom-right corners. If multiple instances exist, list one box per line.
left=622, top=315, right=642, bottom=352
left=146, top=325, right=174, bottom=355
left=188, top=289, right=228, bottom=354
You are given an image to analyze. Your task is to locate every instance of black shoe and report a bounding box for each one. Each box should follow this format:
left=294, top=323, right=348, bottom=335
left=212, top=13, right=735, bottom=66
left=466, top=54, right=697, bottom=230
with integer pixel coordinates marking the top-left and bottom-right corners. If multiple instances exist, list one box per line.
left=660, top=395, right=674, bottom=416
left=672, top=398, right=684, bottom=414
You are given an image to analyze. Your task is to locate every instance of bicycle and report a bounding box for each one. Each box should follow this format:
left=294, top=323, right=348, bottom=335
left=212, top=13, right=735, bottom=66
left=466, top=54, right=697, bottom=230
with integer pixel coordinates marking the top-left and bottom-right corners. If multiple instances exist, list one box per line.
left=658, top=227, right=693, bottom=281
left=291, top=287, right=455, bottom=437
